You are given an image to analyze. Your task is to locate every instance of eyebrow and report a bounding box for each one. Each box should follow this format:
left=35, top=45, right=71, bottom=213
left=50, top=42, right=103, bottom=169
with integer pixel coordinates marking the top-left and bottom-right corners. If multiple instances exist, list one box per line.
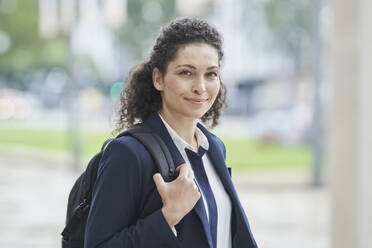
left=175, top=64, right=219, bottom=70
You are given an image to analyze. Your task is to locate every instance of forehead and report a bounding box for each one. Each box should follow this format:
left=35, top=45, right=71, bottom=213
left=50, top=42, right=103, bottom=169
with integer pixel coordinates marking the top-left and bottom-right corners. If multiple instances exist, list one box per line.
left=168, top=43, right=219, bottom=68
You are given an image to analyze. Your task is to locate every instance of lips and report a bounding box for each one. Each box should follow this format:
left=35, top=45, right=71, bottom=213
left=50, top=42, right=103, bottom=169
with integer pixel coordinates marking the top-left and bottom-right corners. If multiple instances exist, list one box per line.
left=184, top=97, right=208, bottom=105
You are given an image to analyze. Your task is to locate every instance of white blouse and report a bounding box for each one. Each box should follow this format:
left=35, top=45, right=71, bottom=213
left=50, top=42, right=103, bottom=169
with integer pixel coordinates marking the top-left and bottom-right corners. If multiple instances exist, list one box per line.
left=159, top=114, right=232, bottom=248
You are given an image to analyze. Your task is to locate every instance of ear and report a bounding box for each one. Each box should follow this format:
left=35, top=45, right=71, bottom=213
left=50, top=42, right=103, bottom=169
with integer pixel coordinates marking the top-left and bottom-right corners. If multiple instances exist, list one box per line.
left=152, top=67, right=163, bottom=91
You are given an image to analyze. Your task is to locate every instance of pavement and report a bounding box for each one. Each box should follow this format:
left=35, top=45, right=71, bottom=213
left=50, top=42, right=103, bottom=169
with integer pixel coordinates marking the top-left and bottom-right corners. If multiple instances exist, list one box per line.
left=0, top=150, right=329, bottom=248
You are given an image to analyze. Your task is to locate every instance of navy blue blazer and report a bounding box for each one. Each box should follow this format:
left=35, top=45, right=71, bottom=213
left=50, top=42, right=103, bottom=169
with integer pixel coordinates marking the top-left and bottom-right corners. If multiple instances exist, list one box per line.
left=84, top=113, right=257, bottom=248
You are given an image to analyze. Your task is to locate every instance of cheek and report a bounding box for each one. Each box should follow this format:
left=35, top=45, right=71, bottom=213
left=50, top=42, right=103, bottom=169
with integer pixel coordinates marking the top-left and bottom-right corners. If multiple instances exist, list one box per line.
left=167, top=84, right=182, bottom=95
left=209, top=82, right=221, bottom=99
left=163, top=78, right=186, bottom=96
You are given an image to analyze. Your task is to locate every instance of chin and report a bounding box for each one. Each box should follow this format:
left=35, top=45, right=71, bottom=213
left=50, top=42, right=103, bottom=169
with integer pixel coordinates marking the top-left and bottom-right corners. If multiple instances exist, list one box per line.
left=184, top=109, right=209, bottom=120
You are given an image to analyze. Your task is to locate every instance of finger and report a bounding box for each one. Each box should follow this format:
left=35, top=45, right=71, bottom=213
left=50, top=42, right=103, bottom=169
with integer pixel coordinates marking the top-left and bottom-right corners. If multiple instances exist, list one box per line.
left=184, top=164, right=193, bottom=178
left=184, top=164, right=192, bottom=178
left=176, top=163, right=189, bottom=177
left=180, top=163, right=192, bottom=178
left=193, top=178, right=201, bottom=193
left=177, top=164, right=188, bottom=178
left=188, top=167, right=195, bottom=179
left=153, top=173, right=165, bottom=192
left=176, top=163, right=187, bottom=171
left=192, top=182, right=199, bottom=193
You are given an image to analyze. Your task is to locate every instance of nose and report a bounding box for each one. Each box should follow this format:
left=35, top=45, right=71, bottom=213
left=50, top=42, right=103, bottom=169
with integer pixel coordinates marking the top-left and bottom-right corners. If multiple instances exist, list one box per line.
left=192, top=76, right=206, bottom=95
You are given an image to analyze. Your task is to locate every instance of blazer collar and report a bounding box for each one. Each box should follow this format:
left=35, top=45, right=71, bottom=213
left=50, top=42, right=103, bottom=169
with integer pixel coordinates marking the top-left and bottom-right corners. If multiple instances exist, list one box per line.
left=143, top=113, right=186, bottom=167
left=158, top=113, right=209, bottom=152
left=197, top=123, right=237, bottom=200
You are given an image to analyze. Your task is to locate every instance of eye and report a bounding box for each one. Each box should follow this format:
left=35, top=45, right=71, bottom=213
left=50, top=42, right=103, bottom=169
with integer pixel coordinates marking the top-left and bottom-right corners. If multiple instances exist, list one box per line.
left=179, top=70, right=192, bottom=76
left=207, top=71, right=218, bottom=77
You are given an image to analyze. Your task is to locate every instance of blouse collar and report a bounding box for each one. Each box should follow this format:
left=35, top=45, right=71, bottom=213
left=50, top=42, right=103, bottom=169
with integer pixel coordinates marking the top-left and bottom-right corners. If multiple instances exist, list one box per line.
left=158, top=113, right=209, bottom=153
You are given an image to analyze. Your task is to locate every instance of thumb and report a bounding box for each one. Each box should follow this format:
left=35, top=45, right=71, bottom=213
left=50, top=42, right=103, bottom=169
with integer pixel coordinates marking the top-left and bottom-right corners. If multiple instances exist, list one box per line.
left=153, top=173, right=166, bottom=193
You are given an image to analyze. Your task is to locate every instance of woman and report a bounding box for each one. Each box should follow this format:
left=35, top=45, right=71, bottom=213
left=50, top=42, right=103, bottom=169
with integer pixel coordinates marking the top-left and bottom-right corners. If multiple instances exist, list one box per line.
left=84, top=17, right=257, bottom=248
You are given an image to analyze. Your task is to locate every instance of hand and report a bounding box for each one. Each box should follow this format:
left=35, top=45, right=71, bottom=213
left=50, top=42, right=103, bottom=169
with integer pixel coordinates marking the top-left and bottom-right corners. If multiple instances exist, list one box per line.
left=153, top=163, right=200, bottom=227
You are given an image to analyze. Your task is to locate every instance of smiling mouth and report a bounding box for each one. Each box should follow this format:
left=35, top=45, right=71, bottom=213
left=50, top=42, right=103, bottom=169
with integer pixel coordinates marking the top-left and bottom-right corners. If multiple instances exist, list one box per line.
left=184, top=98, right=208, bottom=105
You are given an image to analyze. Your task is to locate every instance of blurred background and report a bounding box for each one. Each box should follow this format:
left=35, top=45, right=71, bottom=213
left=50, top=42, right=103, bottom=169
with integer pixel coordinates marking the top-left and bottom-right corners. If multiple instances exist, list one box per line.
left=0, top=0, right=371, bottom=247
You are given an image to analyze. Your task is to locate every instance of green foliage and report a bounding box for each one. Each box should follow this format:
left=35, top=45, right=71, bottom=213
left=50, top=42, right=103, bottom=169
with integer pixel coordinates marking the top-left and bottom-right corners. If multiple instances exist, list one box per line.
left=0, top=127, right=111, bottom=157
left=0, top=0, right=67, bottom=76
left=0, top=127, right=311, bottom=171
left=119, top=0, right=176, bottom=61
left=223, top=137, right=310, bottom=171
left=0, top=0, right=177, bottom=86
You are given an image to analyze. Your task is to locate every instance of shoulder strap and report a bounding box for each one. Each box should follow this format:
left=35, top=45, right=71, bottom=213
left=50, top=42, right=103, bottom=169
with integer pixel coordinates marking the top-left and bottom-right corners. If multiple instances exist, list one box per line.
left=101, top=138, right=113, bottom=151
left=117, top=123, right=177, bottom=182
left=118, top=123, right=177, bottom=218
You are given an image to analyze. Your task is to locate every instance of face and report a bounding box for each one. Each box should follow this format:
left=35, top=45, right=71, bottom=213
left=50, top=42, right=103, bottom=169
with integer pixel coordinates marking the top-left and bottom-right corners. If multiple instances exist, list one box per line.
left=152, top=43, right=221, bottom=122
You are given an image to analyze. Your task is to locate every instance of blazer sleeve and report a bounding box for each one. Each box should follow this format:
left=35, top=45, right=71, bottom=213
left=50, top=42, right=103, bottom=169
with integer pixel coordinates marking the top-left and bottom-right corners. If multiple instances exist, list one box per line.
left=84, top=138, right=179, bottom=248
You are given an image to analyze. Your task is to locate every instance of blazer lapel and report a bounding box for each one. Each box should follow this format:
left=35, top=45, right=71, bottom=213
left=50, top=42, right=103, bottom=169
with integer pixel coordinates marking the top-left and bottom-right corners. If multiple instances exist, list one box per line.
left=197, top=123, right=244, bottom=237
left=193, top=198, right=214, bottom=247
left=143, top=113, right=214, bottom=248
left=199, top=124, right=259, bottom=248
left=197, top=123, right=238, bottom=201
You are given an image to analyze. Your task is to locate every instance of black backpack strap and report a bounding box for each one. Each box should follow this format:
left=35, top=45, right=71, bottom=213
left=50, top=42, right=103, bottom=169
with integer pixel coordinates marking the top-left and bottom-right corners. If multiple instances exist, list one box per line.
left=118, top=123, right=178, bottom=218
left=101, top=138, right=113, bottom=151
left=117, top=123, right=177, bottom=182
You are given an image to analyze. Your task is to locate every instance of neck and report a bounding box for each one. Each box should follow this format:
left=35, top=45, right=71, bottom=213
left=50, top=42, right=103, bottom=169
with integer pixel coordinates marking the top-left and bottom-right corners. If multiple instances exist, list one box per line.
left=159, top=110, right=198, bottom=150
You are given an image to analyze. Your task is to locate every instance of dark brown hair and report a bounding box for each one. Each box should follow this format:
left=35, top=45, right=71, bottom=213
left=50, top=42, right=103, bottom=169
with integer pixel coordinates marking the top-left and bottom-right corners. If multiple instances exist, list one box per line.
left=115, top=17, right=226, bottom=133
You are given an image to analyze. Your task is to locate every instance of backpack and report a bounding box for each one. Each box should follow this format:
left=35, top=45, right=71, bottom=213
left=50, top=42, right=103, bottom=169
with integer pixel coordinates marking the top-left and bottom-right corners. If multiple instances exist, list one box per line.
left=61, top=123, right=177, bottom=248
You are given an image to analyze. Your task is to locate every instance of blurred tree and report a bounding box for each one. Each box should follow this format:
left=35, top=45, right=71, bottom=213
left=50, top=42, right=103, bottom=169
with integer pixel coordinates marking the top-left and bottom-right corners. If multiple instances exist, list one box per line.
left=0, top=0, right=178, bottom=88
left=0, top=0, right=67, bottom=88
left=262, top=0, right=311, bottom=75
left=119, top=0, right=176, bottom=62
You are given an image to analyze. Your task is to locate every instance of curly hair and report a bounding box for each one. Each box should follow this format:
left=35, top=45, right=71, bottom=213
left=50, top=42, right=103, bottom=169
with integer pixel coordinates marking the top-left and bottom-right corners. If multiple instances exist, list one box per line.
left=115, top=17, right=227, bottom=133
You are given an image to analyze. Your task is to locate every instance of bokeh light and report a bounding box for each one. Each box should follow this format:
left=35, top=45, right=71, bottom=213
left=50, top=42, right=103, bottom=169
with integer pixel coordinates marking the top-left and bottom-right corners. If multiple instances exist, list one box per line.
left=110, top=81, right=124, bottom=100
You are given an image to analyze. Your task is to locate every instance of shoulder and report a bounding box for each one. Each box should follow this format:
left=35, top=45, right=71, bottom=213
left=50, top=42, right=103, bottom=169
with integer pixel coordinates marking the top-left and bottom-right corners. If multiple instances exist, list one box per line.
left=98, top=135, right=155, bottom=177
left=207, top=129, right=225, bottom=146
left=210, top=132, right=226, bottom=159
